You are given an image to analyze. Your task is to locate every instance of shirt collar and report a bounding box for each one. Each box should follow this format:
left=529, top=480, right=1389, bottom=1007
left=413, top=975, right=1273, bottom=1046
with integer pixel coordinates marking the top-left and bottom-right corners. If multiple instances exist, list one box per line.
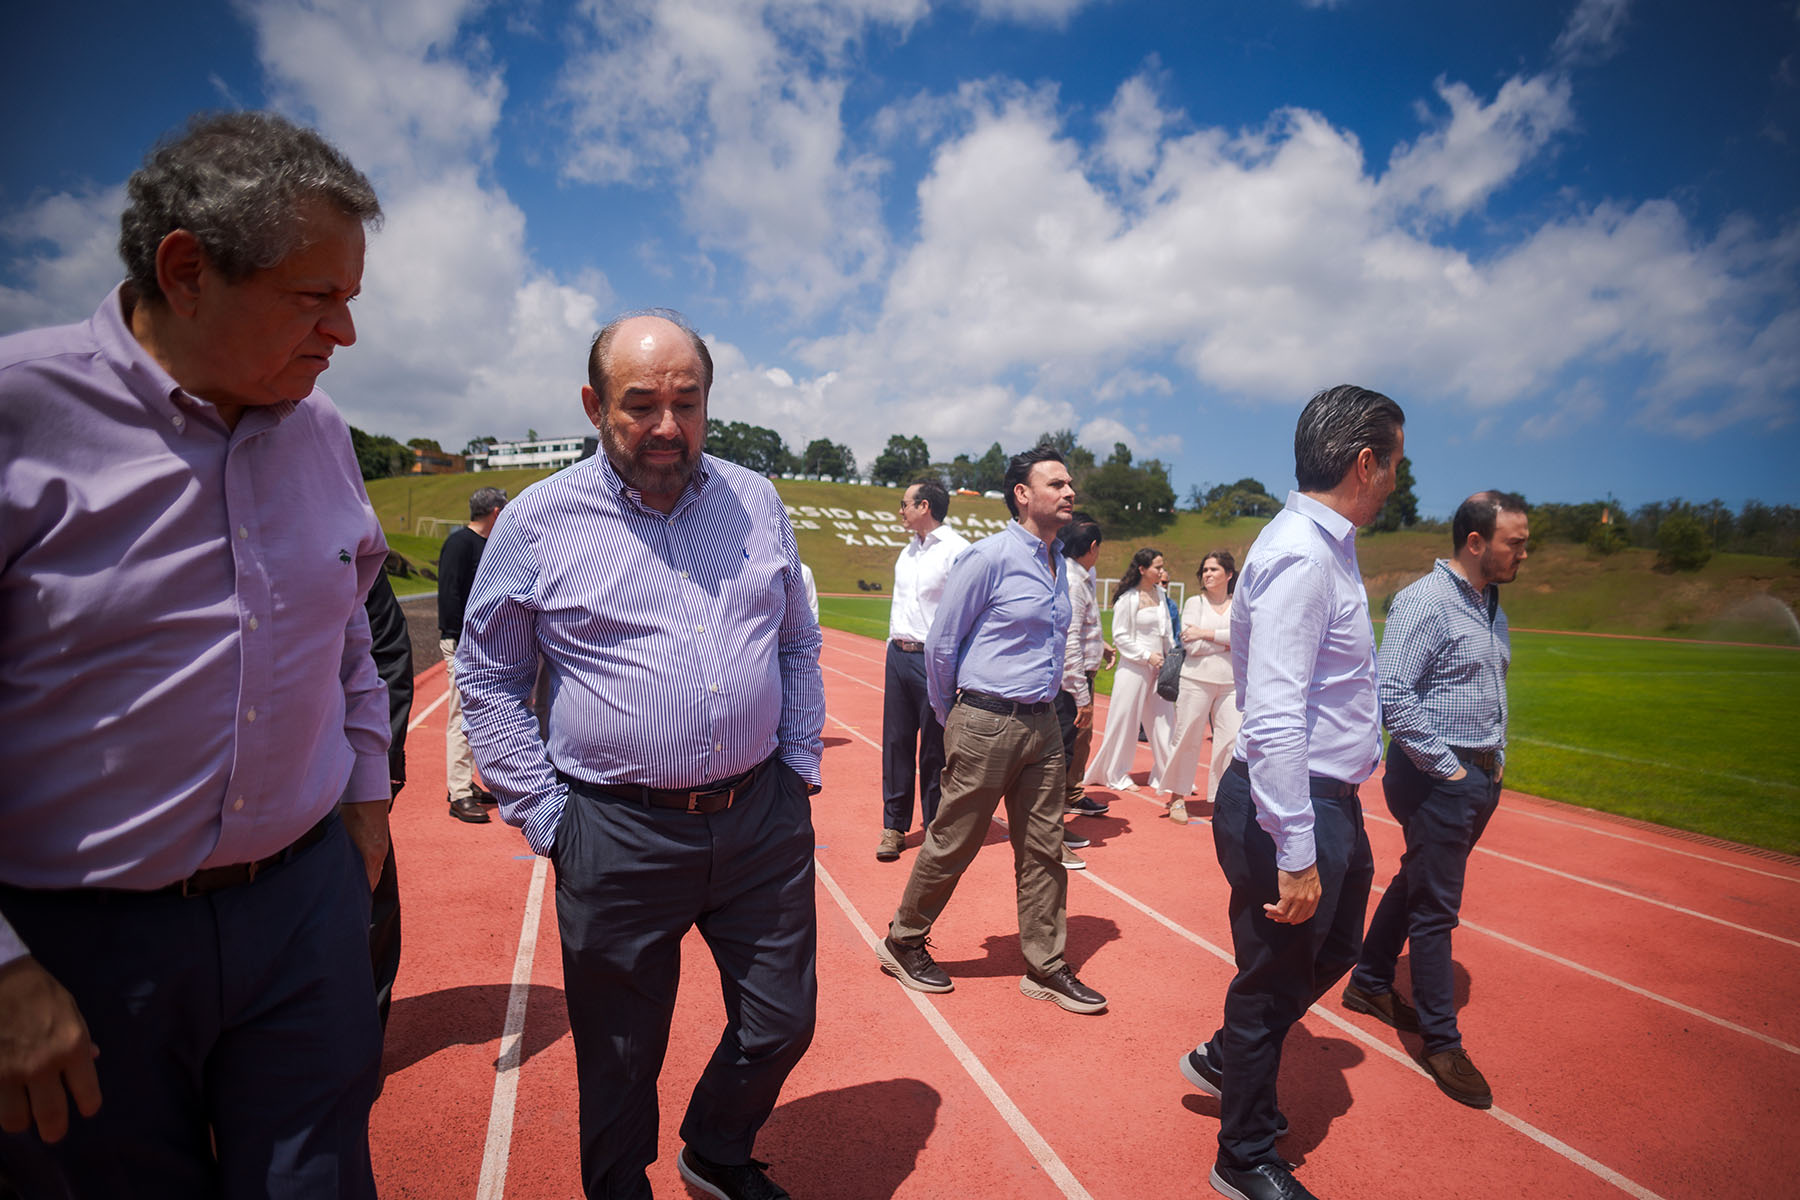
left=1285, top=490, right=1357, bottom=547
left=1434, top=558, right=1493, bottom=606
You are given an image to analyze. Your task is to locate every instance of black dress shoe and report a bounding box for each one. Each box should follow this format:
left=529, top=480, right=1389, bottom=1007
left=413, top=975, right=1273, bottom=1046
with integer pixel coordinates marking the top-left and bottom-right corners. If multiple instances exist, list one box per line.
left=1020, top=966, right=1106, bottom=1013
left=470, top=785, right=498, bottom=805
left=448, top=794, right=490, bottom=823
left=677, top=1147, right=790, bottom=1200
left=1342, top=981, right=1421, bottom=1032
left=1209, top=1161, right=1319, bottom=1200
left=876, top=935, right=953, bottom=993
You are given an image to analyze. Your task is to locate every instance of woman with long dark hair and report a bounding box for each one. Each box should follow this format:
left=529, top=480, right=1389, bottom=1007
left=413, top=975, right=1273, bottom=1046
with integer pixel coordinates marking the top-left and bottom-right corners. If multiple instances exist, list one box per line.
left=1157, top=551, right=1242, bottom=822
left=1082, top=547, right=1175, bottom=791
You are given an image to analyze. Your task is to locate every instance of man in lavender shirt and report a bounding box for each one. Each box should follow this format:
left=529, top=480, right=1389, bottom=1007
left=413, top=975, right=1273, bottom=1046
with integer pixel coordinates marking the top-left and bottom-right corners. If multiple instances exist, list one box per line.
left=1178, top=385, right=1405, bottom=1200
left=0, top=113, right=391, bottom=1198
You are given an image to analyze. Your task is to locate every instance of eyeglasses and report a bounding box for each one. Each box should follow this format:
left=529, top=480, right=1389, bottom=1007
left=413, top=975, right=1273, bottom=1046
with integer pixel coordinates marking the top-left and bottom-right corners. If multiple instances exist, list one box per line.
left=899, top=499, right=924, bottom=510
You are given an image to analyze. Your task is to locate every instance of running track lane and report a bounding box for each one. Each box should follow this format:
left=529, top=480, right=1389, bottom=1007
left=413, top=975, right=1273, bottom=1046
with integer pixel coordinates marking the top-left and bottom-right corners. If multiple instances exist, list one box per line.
left=371, top=630, right=1800, bottom=1198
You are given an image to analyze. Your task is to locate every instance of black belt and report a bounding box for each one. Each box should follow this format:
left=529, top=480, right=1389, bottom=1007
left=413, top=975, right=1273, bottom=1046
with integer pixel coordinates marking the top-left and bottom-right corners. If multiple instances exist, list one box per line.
left=1451, top=746, right=1500, bottom=774
left=162, top=812, right=336, bottom=897
left=1227, top=758, right=1358, bottom=800
left=957, top=689, right=1052, bottom=716
left=561, top=755, right=774, bottom=815
left=891, top=639, right=925, bottom=653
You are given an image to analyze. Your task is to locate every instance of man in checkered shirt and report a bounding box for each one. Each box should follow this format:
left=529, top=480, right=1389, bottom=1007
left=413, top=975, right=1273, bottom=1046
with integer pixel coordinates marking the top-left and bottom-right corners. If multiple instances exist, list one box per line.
left=1342, top=490, right=1530, bottom=1110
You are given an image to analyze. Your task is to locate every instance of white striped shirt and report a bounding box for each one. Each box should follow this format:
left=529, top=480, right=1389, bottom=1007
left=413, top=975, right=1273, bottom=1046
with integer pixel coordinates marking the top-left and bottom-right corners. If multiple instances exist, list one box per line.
left=455, top=452, right=825, bottom=855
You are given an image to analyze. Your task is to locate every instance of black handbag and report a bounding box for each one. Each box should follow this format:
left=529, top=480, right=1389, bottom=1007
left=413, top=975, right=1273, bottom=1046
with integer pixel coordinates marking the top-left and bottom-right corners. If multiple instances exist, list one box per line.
left=1155, top=643, right=1185, bottom=702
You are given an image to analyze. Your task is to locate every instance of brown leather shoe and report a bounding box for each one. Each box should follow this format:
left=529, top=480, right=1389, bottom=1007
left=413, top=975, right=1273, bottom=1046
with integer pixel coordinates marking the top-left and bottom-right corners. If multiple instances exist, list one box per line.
left=1423, top=1048, right=1492, bottom=1108
left=448, top=794, right=490, bottom=824
left=1341, top=982, right=1420, bottom=1032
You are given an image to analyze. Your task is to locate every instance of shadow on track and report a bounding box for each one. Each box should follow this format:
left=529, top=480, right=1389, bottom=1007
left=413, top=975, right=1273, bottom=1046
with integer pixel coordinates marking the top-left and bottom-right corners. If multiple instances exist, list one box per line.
left=381, top=982, right=570, bottom=1077
left=756, top=1078, right=943, bottom=1199
left=1177, top=1024, right=1364, bottom=1165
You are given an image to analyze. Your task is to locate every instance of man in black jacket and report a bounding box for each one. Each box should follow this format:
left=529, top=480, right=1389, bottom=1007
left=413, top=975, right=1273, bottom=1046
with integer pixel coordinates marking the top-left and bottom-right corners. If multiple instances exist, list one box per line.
left=363, top=572, right=412, bottom=1033
left=438, top=486, right=506, bottom=822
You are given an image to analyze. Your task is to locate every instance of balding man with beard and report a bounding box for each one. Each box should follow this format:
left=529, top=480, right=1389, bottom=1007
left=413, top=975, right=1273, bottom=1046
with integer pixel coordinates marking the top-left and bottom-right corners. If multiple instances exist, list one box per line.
left=455, top=311, right=825, bottom=1200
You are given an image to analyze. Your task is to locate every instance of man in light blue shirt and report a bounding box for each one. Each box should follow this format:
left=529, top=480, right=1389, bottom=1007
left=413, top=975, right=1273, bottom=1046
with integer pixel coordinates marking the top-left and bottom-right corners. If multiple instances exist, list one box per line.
left=1179, top=385, right=1406, bottom=1200
left=875, top=448, right=1108, bottom=1014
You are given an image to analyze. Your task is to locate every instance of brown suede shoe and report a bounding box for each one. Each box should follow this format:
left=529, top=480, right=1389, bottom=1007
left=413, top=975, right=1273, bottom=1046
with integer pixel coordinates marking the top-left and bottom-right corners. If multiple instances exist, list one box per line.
left=1423, top=1048, right=1493, bottom=1108
left=875, top=828, right=904, bottom=862
left=1341, top=982, right=1421, bottom=1032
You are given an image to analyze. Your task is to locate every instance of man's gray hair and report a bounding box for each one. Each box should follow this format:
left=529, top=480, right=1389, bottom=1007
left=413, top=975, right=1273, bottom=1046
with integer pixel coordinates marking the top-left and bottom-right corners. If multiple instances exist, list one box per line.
left=1293, top=384, right=1406, bottom=492
left=119, top=111, right=381, bottom=302
left=469, top=487, right=508, bottom=519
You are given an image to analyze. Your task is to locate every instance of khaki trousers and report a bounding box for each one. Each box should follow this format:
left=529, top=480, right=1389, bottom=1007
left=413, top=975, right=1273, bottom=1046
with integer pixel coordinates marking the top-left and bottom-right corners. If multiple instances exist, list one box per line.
left=889, top=702, right=1068, bottom=977
left=440, top=637, right=477, bottom=800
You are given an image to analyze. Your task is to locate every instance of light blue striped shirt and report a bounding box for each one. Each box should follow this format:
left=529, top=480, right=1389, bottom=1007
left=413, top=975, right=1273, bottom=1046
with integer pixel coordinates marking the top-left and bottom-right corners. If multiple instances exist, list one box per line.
left=455, top=452, right=825, bottom=855
left=925, top=522, right=1071, bottom=724
left=1231, top=491, right=1383, bottom=871
left=1378, top=559, right=1510, bottom=778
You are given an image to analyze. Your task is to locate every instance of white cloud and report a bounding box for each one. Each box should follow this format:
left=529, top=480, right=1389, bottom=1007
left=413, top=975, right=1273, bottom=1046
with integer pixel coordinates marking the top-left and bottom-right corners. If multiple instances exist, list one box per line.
left=1382, top=73, right=1573, bottom=220
left=1096, top=69, right=1171, bottom=186
left=0, top=187, right=125, bottom=331
left=1520, top=381, right=1605, bottom=440
left=964, top=0, right=1105, bottom=26
left=558, top=0, right=926, bottom=315
left=1553, top=0, right=1633, bottom=68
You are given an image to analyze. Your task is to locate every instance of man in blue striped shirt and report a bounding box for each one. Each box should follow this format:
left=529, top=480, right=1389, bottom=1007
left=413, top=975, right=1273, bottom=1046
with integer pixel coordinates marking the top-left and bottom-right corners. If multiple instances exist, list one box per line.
left=456, top=311, right=824, bottom=1200
left=875, top=448, right=1109, bottom=1015
left=1343, top=490, right=1529, bottom=1111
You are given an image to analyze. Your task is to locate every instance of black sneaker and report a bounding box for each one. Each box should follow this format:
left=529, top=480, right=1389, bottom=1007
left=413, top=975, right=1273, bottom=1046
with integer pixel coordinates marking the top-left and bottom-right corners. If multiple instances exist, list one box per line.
left=1179, top=1047, right=1288, bottom=1137
left=876, top=934, right=953, bottom=993
left=1209, top=1161, right=1319, bottom=1200
left=1065, top=795, right=1110, bottom=816
left=677, top=1147, right=790, bottom=1200
left=1019, top=966, right=1106, bottom=1014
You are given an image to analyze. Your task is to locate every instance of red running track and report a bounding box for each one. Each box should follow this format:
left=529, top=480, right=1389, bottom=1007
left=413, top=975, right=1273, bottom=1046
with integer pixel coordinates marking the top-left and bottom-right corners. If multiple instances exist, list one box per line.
left=372, top=627, right=1800, bottom=1199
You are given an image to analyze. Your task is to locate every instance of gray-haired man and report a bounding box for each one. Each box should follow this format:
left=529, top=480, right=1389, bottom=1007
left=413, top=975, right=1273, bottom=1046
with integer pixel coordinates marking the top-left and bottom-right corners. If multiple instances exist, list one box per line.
left=439, top=485, right=507, bottom=823
left=0, top=111, right=388, bottom=1197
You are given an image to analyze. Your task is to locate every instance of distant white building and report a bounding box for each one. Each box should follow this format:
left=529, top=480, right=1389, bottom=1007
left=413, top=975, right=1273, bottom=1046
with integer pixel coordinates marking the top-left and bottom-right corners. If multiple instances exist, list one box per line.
left=468, top=435, right=596, bottom=473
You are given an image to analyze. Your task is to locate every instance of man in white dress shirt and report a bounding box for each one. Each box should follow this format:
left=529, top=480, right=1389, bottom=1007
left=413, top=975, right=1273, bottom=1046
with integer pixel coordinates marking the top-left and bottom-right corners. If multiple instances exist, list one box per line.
left=878, top=479, right=970, bottom=860
left=1178, top=384, right=1405, bottom=1200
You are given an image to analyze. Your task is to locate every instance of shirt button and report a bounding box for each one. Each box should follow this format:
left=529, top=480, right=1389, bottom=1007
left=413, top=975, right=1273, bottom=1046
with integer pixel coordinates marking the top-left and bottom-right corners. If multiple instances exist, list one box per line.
left=710, top=683, right=719, bottom=692
left=171, top=414, right=185, bottom=430
left=247, top=615, right=259, bottom=631
left=714, top=742, right=723, bottom=753
left=233, top=796, right=245, bottom=811
left=696, top=624, right=705, bottom=633
left=238, top=526, right=249, bottom=539
left=245, top=707, right=257, bottom=722
left=681, top=570, right=689, bottom=579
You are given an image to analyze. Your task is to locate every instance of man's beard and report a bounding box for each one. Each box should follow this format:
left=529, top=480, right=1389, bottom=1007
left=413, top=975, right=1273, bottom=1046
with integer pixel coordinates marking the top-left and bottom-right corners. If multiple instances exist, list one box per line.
left=601, top=421, right=699, bottom=497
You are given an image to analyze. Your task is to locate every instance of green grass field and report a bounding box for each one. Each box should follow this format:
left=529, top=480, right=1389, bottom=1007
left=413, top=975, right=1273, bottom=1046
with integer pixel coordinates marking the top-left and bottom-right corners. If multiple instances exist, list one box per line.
left=819, top=597, right=1800, bottom=855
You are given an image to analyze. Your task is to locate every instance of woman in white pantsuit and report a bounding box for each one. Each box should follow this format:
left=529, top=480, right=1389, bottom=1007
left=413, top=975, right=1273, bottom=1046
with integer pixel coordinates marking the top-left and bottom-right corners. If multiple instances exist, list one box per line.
left=1082, top=548, right=1175, bottom=792
left=1158, top=551, right=1242, bottom=823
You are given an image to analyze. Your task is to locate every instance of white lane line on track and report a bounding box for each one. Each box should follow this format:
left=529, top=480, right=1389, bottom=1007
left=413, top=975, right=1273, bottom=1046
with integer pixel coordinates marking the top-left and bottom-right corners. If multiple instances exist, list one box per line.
left=815, top=859, right=1095, bottom=1200
left=407, top=679, right=452, bottom=731
left=475, top=855, right=550, bottom=1200
left=1073, top=869, right=1667, bottom=1200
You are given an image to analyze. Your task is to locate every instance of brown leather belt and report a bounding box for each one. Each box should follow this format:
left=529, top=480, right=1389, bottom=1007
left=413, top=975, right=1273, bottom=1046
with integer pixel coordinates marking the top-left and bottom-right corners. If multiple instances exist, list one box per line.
left=562, top=756, right=774, bottom=815
left=957, top=689, right=1052, bottom=716
left=162, top=812, right=336, bottom=897
left=891, top=639, right=925, bottom=653
left=1451, top=746, right=1500, bottom=774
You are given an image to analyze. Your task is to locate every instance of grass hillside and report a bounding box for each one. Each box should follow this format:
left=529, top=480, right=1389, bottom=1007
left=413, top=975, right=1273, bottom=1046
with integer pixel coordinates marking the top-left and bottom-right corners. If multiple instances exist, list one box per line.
left=368, top=473, right=1800, bottom=643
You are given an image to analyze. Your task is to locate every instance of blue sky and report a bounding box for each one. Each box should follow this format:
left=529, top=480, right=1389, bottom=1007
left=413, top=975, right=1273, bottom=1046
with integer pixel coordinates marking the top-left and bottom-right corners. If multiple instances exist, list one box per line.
left=4, top=0, right=1796, bottom=517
